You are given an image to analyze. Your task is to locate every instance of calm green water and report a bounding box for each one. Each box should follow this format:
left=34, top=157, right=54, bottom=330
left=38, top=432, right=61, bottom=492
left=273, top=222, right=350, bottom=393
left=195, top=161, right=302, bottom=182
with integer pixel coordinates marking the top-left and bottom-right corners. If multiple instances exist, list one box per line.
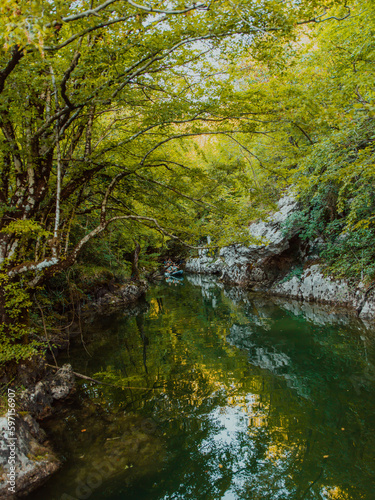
left=30, top=275, right=375, bottom=500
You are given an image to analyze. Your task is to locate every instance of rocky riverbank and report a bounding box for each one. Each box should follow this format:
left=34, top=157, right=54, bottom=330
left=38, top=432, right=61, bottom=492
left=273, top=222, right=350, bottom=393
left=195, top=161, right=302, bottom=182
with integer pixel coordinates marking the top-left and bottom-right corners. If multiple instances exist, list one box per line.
left=0, top=281, right=148, bottom=499
left=0, top=365, right=74, bottom=499
left=185, top=195, right=375, bottom=319
left=87, top=280, right=149, bottom=311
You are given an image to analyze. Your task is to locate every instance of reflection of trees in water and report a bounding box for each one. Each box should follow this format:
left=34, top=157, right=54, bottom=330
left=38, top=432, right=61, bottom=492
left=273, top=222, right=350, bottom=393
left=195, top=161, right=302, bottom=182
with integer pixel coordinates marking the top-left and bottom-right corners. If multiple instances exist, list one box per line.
left=154, top=378, right=374, bottom=500
left=136, top=315, right=149, bottom=374
left=59, top=280, right=375, bottom=499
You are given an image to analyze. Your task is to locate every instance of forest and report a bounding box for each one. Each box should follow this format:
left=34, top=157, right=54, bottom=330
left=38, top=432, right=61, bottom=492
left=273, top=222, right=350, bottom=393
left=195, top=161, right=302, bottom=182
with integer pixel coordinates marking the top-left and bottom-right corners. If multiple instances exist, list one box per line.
left=0, top=0, right=374, bottom=368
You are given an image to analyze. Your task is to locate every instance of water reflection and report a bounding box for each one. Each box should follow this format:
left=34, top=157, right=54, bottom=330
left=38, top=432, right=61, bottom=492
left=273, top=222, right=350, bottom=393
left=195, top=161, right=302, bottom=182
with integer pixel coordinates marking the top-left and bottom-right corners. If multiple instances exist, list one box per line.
left=31, top=277, right=375, bottom=500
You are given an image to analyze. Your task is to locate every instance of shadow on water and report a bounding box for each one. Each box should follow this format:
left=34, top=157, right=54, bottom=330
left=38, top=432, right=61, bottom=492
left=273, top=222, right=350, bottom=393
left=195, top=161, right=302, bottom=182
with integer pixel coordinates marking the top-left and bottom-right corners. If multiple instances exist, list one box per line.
left=29, top=275, right=375, bottom=500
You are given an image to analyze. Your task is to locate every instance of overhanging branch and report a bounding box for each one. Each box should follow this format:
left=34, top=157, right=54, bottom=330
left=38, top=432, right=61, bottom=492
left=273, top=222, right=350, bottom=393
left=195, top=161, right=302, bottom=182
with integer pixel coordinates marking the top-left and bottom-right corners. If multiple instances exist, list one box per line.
left=0, top=46, right=23, bottom=95
left=24, top=214, right=205, bottom=287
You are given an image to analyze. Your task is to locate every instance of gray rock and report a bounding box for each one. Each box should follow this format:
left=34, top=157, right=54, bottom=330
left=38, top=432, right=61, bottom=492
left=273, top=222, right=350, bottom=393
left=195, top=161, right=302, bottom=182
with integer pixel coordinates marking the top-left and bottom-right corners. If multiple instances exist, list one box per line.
left=93, top=281, right=148, bottom=309
left=186, top=194, right=299, bottom=284
left=186, top=193, right=375, bottom=319
left=271, top=265, right=352, bottom=305
left=185, top=249, right=224, bottom=274
left=0, top=365, right=76, bottom=497
left=19, top=364, right=75, bottom=419
left=50, top=364, right=76, bottom=401
left=246, top=194, right=299, bottom=254
left=270, top=264, right=375, bottom=318
left=0, top=415, right=60, bottom=498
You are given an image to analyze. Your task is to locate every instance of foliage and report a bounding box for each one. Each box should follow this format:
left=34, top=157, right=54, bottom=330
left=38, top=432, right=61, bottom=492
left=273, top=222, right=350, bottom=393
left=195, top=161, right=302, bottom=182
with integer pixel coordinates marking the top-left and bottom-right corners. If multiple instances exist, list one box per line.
left=0, top=273, right=42, bottom=363
left=322, top=227, right=375, bottom=280
left=283, top=118, right=375, bottom=280
left=0, top=219, right=51, bottom=237
left=237, top=0, right=375, bottom=281
left=0, top=0, right=345, bottom=281
left=280, top=265, right=304, bottom=284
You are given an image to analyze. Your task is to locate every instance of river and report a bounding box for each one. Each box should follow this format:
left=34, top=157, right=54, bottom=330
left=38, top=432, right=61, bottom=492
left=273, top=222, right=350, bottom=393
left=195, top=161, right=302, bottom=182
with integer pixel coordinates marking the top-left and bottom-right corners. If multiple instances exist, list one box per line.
left=29, top=275, right=375, bottom=500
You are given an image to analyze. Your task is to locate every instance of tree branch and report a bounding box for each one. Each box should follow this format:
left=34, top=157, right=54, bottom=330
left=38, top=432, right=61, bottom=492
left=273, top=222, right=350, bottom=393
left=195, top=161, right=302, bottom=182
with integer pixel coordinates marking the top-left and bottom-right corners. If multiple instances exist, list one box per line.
left=100, top=172, right=131, bottom=224
left=125, top=0, right=207, bottom=14
left=291, top=121, right=315, bottom=145
left=111, top=34, right=213, bottom=98
left=32, top=106, right=72, bottom=141
left=105, top=215, right=205, bottom=249
left=60, top=52, right=81, bottom=108
left=47, top=0, right=120, bottom=25
left=132, top=170, right=215, bottom=208
left=297, top=6, right=350, bottom=25
left=139, top=130, right=270, bottom=166
left=45, top=15, right=134, bottom=51
left=45, top=0, right=206, bottom=29
left=20, top=213, right=205, bottom=287
left=0, top=46, right=23, bottom=95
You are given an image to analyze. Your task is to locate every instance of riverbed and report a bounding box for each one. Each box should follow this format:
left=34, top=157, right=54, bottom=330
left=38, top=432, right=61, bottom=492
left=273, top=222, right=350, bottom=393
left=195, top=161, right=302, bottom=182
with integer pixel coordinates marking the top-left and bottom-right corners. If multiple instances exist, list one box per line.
left=29, top=275, right=375, bottom=500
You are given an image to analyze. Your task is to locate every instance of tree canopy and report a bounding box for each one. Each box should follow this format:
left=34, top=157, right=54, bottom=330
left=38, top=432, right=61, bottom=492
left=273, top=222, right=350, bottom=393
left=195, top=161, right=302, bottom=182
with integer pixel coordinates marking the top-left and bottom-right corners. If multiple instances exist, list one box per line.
left=0, top=0, right=348, bottom=279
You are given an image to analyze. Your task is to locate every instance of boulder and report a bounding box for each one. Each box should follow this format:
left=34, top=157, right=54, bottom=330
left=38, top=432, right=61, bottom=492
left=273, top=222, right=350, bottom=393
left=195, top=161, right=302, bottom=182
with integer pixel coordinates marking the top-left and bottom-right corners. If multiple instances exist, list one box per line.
left=93, top=281, right=148, bottom=309
left=19, top=364, right=75, bottom=419
left=0, top=415, right=60, bottom=498
left=270, top=264, right=375, bottom=319
left=0, top=364, right=76, bottom=497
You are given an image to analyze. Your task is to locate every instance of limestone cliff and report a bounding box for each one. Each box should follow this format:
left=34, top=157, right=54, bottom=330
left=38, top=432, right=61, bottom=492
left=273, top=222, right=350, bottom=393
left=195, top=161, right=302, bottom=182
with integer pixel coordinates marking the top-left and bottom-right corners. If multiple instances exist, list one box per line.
left=185, top=195, right=375, bottom=319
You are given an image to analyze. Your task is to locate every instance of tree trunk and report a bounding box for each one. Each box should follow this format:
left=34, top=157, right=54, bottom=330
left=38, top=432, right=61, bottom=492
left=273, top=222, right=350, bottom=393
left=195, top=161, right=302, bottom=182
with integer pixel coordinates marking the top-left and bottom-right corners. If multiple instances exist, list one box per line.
left=131, top=241, right=141, bottom=281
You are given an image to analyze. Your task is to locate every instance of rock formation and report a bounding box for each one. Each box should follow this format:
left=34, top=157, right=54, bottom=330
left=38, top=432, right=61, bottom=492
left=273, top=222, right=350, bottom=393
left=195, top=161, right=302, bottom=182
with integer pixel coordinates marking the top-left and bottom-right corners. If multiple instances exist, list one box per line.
left=185, top=194, right=375, bottom=319
left=0, top=365, right=75, bottom=498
